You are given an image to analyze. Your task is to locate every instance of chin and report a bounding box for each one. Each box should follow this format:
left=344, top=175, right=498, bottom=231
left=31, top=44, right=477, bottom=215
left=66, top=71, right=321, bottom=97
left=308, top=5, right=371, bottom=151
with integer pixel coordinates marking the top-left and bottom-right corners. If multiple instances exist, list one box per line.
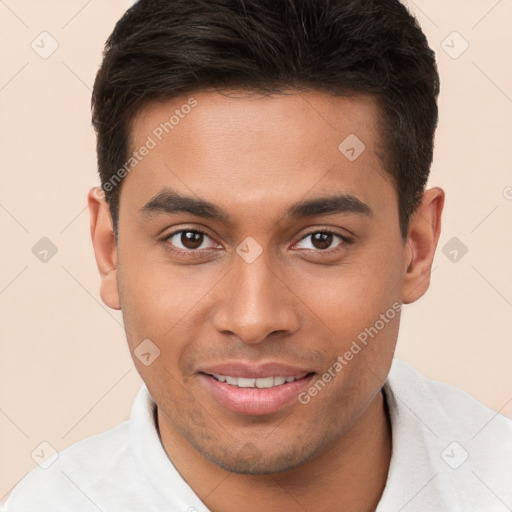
left=199, top=441, right=316, bottom=475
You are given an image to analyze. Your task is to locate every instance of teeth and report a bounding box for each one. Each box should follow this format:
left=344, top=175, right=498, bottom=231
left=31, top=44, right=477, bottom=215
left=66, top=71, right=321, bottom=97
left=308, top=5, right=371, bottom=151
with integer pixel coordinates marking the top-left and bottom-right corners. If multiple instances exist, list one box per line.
left=255, top=377, right=274, bottom=388
left=237, top=377, right=255, bottom=388
left=211, top=374, right=300, bottom=388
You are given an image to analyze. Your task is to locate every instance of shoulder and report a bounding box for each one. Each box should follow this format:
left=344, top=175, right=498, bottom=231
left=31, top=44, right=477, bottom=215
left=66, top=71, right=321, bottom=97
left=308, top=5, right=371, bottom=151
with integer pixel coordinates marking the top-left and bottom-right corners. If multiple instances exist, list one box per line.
left=3, top=421, right=134, bottom=512
left=387, top=358, right=512, bottom=438
left=380, top=359, right=512, bottom=511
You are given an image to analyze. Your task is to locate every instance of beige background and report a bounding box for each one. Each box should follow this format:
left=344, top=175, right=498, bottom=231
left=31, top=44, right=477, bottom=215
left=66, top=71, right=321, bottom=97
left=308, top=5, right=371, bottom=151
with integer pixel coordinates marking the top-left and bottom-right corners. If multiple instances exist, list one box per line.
left=1, top=0, right=511, bottom=504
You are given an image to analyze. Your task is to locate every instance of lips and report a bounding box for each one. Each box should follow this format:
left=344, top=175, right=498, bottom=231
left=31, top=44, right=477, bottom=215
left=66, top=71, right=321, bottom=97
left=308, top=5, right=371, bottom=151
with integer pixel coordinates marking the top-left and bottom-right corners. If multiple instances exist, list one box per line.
left=197, top=361, right=315, bottom=415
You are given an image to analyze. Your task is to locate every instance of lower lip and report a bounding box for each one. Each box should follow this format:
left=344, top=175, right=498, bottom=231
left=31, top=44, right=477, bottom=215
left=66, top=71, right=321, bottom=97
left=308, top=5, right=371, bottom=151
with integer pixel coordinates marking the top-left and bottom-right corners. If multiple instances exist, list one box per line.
left=199, top=373, right=315, bottom=416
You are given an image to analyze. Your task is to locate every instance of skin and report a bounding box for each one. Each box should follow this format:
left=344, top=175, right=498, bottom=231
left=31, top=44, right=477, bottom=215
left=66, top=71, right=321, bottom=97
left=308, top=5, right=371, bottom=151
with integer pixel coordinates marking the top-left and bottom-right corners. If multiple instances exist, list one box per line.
left=88, top=90, right=444, bottom=512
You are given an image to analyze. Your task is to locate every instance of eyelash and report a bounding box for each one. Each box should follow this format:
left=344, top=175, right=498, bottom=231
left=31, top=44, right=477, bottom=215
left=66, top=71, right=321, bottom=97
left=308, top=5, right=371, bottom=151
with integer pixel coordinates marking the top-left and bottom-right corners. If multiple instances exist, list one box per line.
left=161, top=228, right=351, bottom=258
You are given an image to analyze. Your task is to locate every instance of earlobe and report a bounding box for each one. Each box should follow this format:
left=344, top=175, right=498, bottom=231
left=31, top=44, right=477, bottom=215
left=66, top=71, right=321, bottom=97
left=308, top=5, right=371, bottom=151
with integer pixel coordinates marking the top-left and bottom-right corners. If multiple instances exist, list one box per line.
left=402, top=187, right=444, bottom=304
left=87, top=187, right=121, bottom=310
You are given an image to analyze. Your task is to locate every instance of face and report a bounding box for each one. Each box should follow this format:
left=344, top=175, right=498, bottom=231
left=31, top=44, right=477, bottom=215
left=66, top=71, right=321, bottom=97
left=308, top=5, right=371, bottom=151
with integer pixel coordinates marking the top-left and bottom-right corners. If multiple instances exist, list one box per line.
left=89, top=90, right=441, bottom=475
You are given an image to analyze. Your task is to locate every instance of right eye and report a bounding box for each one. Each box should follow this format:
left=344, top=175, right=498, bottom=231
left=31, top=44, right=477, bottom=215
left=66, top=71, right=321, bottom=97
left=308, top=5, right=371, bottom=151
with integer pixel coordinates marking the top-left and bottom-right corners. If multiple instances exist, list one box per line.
left=162, top=229, right=220, bottom=256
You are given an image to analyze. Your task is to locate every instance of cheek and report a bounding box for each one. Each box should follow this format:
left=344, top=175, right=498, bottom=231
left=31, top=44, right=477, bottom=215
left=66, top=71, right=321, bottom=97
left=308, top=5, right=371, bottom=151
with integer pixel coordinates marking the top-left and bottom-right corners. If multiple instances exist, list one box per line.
left=119, top=252, right=193, bottom=321
left=116, top=255, right=218, bottom=369
left=295, top=249, right=404, bottom=337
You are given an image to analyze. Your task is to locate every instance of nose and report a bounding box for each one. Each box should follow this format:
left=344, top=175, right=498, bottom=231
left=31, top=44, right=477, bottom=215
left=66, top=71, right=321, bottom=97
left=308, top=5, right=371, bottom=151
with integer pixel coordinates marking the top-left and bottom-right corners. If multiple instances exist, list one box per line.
left=212, top=251, right=301, bottom=344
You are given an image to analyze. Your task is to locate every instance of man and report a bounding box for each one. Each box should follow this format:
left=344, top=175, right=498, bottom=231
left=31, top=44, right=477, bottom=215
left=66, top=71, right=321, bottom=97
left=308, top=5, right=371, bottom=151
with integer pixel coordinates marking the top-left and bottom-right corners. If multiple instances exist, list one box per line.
left=3, top=0, right=511, bottom=511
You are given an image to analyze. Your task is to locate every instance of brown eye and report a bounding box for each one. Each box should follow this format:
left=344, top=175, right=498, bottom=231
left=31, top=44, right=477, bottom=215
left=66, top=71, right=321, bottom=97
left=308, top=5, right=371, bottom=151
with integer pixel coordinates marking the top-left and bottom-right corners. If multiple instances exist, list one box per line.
left=311, top=232, right=334, bottom=250
left=164, top=230, right=217, bottom=253
left=181, top=231, right=204, bottom=249
left=295, top=230, right=346, bottom=252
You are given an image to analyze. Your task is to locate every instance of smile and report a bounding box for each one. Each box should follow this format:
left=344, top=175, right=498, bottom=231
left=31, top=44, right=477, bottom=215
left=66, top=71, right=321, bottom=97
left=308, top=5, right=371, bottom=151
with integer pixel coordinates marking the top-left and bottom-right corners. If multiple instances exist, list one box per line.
left=199, top=368, right=315, bottom=415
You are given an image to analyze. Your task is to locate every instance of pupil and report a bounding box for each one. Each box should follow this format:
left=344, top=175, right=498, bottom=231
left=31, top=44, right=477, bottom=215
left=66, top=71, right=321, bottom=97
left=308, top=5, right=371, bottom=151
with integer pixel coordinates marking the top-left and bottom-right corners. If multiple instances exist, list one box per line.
left=312, top=232, right=332, bottom=250
left=182, top=231, right=203, bottom=249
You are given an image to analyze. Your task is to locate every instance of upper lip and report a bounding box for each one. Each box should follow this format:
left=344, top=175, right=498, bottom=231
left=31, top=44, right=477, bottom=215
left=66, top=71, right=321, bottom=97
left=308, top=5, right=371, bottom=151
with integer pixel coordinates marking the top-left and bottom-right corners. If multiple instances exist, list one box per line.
left=198, top=361, right=314, bottom=379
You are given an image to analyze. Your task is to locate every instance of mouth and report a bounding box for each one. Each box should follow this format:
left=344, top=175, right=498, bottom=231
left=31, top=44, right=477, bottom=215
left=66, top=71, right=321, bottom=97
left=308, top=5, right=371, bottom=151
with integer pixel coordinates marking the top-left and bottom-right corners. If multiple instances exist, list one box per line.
left=197, top=363, right=316, bottom=416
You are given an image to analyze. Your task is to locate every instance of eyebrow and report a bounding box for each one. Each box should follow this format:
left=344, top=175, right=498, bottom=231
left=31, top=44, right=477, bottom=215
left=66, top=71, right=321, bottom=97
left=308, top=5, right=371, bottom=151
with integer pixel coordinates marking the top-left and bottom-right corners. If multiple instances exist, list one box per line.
left=140, top=187, right=373, bottom=222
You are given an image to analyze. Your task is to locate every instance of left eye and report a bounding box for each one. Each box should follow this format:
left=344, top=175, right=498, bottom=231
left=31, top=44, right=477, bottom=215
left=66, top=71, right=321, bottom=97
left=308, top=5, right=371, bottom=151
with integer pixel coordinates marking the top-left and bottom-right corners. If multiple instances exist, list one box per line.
left=165, top=230, right=217, bottom=251
left=295, top=231, right=345, bottom=251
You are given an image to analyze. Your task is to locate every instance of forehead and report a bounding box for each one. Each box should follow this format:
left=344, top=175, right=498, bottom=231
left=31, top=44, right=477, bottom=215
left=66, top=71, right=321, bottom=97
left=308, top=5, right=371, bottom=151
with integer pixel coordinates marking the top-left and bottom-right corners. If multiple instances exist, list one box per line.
left=122, top=90, right=393, bottom=218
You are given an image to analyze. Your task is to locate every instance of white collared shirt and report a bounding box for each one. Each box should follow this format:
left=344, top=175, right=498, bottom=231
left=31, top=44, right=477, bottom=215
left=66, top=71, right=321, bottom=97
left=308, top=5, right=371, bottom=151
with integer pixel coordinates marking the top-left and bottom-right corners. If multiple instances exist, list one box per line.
left=3, top=359, right=512, bottom=511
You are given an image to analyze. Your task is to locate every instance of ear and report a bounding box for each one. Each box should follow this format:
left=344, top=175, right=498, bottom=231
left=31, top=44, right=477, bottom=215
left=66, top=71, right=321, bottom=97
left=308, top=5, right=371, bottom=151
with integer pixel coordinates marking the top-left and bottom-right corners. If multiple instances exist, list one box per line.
left=402, top=187, right=445, bottom=304
left=87, top=187, right=121, bottom=310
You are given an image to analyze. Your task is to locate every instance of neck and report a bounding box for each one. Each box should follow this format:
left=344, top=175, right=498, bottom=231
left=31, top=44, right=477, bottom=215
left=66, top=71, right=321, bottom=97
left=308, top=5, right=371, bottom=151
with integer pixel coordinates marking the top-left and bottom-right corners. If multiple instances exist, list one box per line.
left=158, top=390, right=391, bottom=512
